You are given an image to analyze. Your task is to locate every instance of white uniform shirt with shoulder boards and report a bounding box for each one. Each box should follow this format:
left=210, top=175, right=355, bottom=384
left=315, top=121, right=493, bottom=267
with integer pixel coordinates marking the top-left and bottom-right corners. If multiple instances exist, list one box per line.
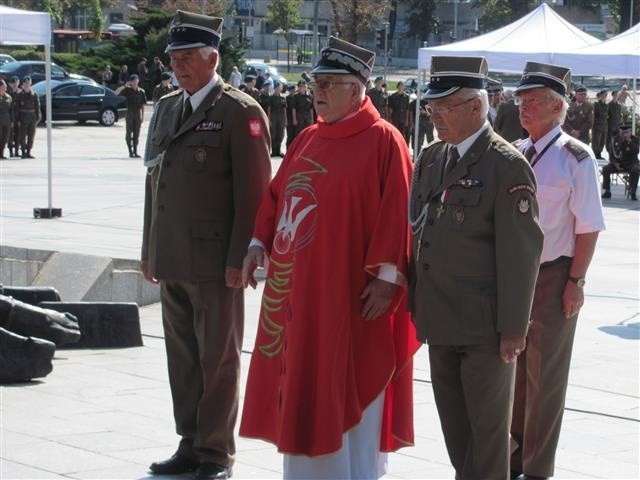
left=517, top=124, right=605, bottom=263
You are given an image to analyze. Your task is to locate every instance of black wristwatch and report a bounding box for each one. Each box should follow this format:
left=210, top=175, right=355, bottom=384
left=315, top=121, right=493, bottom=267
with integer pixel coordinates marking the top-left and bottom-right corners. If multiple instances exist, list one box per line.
left=568, top=276, right=586, bottom=288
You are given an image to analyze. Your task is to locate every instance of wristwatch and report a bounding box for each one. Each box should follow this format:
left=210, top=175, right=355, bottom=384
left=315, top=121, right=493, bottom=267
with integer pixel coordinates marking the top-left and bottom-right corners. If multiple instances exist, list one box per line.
left=568, top=276, right=586, bottom=288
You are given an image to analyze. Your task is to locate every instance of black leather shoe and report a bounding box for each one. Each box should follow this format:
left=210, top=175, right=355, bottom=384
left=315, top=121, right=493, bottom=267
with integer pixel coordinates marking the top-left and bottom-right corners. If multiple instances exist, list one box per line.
left=149, top=453, right=199, bottom=475
left=196, top=462, right=232, bottom=480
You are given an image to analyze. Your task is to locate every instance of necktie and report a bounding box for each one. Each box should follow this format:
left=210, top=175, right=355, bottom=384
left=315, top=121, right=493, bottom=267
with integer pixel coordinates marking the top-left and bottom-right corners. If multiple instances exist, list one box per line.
left=445, top=146, right=460, bottom=176
left=524, top=144, right=537, bottom=163
left=181, top=98, right=192, bottom=126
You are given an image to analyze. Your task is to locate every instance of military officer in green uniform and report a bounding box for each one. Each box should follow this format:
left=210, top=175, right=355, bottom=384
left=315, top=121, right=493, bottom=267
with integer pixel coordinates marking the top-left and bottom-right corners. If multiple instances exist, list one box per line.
left=388, top=81, right=410, bottom=145
left=116, top=74, right=146, bottom=157
left=268, top=81, right=287, bottom=156
left=409, top=90, right=434, bottom=151
left=591, top=89, right=608, bottom=159
left=7, top=76, right=20, bottom=158
left=292, top=80, right=314, bottom=135
left=367, top=76, right=388, bottom=119
left=141, top=11, right=271, bottom=480
left=258, top=82, right=271, bottom=115
left=0, top=80, right=12, bottom=159
left=563, top=85, right=593, bottom=144
left=285, top=84, right=297, bottom=147
left=152, top=71, right=175, bottom=105
left=243, top=75, right=261, bottom=102
left=409, top=56, right=543, bottom=480
left=602, top=125, right=639, bottom=200
left=15, top=76, right=40, bottom=159
left=606, top=90, right=623, bottom=158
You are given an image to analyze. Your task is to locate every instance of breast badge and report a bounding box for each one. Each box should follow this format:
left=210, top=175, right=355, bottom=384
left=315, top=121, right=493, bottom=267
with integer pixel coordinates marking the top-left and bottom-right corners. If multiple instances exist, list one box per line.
left=454, top=206, right=465, bottom=224
left=195, top=147, right=206, bottom=163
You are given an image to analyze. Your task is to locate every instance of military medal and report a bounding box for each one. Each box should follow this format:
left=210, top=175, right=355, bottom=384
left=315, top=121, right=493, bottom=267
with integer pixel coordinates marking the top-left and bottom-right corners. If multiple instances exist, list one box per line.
left=195, top=147, right=206, bottom=163
left=454, top=206, right=465, bottom=224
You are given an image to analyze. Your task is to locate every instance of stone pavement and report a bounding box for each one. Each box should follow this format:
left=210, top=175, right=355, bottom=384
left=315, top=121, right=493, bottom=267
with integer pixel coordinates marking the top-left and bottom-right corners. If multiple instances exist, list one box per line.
left=1, top=119, right=639, bottom=479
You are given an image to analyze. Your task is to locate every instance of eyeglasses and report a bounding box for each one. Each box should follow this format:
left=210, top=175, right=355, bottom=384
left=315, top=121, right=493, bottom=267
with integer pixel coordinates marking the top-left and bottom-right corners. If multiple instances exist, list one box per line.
left=426, top=97, right=478, bottom=115
left=308, top=80, right=356, bottom=91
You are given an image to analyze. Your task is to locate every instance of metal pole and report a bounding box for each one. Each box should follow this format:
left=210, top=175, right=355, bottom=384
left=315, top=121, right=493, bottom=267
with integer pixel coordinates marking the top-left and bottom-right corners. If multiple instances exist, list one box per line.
left=453, top=0, right=458, bottom=41
left=311, top=0, right=320, bottom=66
left=414, top=41, right=428, bottom=161
left=45, top=44, right=53, bottom=212
left=383, top=22, right=389, bottom=85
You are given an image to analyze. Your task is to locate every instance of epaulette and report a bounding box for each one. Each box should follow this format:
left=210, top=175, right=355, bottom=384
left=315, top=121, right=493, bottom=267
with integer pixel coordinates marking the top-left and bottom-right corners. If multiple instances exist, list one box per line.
left=222, top=84, right=256, bottom=108
left=157, top=88, right=183, bottom=103
left=563, top=138, right=591, bottom=163
left=492, top=139, right=522, bottom=162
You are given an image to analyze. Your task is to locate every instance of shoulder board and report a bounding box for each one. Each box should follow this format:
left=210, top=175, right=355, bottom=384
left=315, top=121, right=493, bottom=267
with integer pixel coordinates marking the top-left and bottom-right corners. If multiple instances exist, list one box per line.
left=563, top=138, right=591, bottom=163
left=157, top=88, right=183, bottom=102
left=492, top=138, right=522, bottom=161
left=222, top=84, right=258, bottom=107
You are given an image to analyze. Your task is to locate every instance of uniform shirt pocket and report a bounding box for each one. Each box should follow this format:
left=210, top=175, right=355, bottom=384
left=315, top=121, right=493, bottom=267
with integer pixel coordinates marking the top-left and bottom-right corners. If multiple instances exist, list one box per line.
left=537, top=184, right=569, bottom=226
left=182, top=133, right=222, bottom=172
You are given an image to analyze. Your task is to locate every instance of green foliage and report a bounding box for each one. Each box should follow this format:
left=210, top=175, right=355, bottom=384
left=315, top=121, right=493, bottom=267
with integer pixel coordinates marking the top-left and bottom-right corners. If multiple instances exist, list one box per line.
left=87, top=0, right=103, bottom=40
left=265, top=0, right=303, bottom=31
left=402, top=0, right=437, bottom=40
left=218, top=38, right=249, bottom=80
left=0, top=47, right=42, bottom=60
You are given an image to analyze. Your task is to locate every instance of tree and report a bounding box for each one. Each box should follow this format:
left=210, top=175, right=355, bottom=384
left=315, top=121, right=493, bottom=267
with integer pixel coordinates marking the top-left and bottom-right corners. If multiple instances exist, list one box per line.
left=265, top=0, right=303, bottom=32
left=87, top=0, right=103, bottom=39
left=328, top=0, right=391, bottom=43
left=401, top=0, right=438, bottom=41
left=472, top=0, right=535, bottom=33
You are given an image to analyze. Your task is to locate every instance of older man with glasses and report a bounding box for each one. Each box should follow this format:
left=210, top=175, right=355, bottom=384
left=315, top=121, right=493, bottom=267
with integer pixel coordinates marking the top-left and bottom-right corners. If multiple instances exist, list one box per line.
left=409, top=56, right=543, bottom=480
left=240, top=36, right=419, bottom=479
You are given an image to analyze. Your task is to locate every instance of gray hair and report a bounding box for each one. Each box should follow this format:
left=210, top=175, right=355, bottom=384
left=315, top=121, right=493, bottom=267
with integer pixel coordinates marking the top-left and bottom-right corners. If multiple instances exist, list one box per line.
left=547, top=88, right=569, bottom=123
left=457, top=88, right=489, bottom=119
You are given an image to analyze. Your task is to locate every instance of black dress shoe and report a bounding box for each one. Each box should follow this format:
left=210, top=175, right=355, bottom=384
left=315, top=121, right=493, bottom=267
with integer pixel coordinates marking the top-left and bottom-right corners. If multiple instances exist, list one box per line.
left=196, top=462, right=232, bottom=480
left=149, top=453, right=199, bottom=475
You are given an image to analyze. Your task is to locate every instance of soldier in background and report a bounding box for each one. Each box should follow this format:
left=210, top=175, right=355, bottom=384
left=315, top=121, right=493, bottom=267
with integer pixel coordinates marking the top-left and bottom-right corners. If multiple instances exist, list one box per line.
left=152, top=72, right=174, bottom=105
left=285, top=84, right=297, bottom=148
left=115, top=74, right=146, bottom=158
left=16, top=76, right=40, bottom=159
left=486, top=79, right=504, bottom=125
left=0, top=80, right=12, bottom=159
left=292, top=80, right=314, bottom=135
left=243, top=75, right=260, bottom=102
left=7, top=76, right=21, bottom=158
left=409, top=90, right=433, bottom=151
left=591, top=89, right=608, bottom=159
left=258, top=82, right=271, bottom=115
left=606, top=90, right=623, bottom=159
left=602, top=125, right=639, bottom=201
left=563, top=85, right=593, bottom=144
left=268, top=81, right=287, bottom=157
left=388, top=81, right=410, bottom=145
left=495, top=90, right=527, bottom=142
left=367, top=76, right=388, bottom=119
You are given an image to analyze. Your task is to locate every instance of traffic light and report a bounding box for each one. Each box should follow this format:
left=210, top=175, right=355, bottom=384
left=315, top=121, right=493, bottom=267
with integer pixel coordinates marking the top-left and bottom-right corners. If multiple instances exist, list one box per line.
left=376, top=29, right=385, bottom=50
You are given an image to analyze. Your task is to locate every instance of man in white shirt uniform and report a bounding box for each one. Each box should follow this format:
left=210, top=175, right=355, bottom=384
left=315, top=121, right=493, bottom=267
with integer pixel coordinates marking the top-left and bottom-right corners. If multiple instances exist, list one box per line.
left=510, top=62, right=606, bottom=480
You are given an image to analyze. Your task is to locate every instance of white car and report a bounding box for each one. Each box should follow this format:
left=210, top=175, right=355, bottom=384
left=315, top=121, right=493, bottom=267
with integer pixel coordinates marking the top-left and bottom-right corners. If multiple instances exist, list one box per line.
left=0, top=54, right=16, bottom=66
left=245, top=62, right=288, bottom=85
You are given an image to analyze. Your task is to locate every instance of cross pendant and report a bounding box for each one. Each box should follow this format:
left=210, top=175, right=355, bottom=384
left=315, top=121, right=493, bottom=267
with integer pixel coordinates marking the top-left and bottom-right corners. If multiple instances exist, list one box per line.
left=436, top=205, right=445, bottom=219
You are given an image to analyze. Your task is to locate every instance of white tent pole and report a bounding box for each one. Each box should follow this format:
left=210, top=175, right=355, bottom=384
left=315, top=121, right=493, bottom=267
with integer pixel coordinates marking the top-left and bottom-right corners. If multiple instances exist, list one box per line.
left=45, top=43, right=52, bottom=212
left=633, top=77, right=637, bottom=134
left=413, top=93, right=420, bottom=161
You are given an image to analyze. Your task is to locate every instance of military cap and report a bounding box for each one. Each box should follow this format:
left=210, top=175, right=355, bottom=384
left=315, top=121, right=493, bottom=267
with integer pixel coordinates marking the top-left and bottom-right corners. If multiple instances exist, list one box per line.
left=22, top=76, right=32, bottom=84
left=619, top=125, right=632, bottom=133
left=297, top=79, right=307, bottom=86
left=574, top=85, right=587, bottom=93
left=424, top=56, right=488, bottom=100
left=374, top=76, right=383, bottom=82
left=311, top=36, right=375, bottom=84
left=244, top=74, right=256, bottom=83
left=9, top=76, right=19, bottom=83
left=166, top=10, right=223, bottom=53
left=287, top=84, right=296, bottom=91
left=486, top=78, right=503, bottom=93
left=515, top=61, right=571, bottom=97
left=129, top=74, right=139, bottom=81
left=160, top=71, right=172, bottom=80
left=597, top=89, right=608, bottom=96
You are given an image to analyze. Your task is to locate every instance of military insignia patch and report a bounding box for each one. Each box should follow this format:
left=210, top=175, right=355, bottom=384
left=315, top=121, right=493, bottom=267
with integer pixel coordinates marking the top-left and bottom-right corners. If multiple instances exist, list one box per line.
left=508, top=184, right=536, bottom=195
left=248, top=119, right=262, bottom=137
left=454, top=206, right=465, bottom=224
left=517, top=197, right=530, bottom=214
left=195, top=147, right=206, bottom=163
left=563, top=140, right=590, bottom=162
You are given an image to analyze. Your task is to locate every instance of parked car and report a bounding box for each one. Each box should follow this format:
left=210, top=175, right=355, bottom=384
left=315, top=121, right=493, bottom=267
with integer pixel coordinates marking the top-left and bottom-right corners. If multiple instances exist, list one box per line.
left=0, top=54, right=16, bottom=66
left=32, top=80, right=127, bottom=126
left=0, top=61, right=94, bottom=85
left=244, top=62, right=288, bottom=85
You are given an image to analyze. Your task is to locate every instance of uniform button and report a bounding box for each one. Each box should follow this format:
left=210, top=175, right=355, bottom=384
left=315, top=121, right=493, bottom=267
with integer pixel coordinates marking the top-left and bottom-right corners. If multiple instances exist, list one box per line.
left=427, top=218, right=434, bottom=225
left=159, top=205, right=165, bottom=212
left=423, top=264, right=430, bottom=270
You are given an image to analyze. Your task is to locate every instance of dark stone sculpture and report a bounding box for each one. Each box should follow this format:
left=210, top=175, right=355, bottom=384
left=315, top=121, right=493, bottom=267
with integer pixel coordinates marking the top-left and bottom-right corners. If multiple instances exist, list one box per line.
left=0, top=286, right=61, bottom=305
left=0, top=294, right=81, bottom=346
left=0, top=327, right=55, bottom=383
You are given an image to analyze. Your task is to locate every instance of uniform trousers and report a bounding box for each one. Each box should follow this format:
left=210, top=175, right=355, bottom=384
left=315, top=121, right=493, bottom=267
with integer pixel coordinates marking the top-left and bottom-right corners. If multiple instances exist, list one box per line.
left=511, top=257, right=577, bottom=478
left=602, top=162, right=639, bottom=194
left=392, top=121, right=410, bottom=146
left=125, top=114, right=142, bottom=152
left=283, top=392, right=387, bottom=480
left=591, top=128, right=607, bottom=158
left=10, top=119, right=19, bottom=155
left=296, top=114, right=313, bottom=135
left=18, top=113, right=37, bottom=152
left=161, top=279, right=243, bottom=467
left=0, top=118, right=10, bottom=155
left=270, top=116, right=286, bottom=156
left=286, top=124, right=297, bottom=148
left=430, top=342, right=515, bottom=480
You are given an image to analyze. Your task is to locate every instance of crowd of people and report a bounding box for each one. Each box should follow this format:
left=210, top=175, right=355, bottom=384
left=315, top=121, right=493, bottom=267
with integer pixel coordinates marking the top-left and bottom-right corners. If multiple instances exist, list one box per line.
left=0, top=75, right=40, bottom=159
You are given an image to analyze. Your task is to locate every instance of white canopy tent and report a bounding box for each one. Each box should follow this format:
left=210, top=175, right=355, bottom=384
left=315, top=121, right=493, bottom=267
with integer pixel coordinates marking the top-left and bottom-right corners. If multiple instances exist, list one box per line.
left=0, top=5, right=56, bottom=217
left=417, top=3, right=601, bottom=73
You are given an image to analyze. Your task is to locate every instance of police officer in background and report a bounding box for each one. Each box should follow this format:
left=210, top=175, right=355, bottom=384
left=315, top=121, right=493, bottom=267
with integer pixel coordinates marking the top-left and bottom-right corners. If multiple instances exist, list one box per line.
left=602, top=125, right=639, bottom=201
left=512, top=61, right=605, bottom=480
left=591, top=89, right=608, bottom=159
left=7, top=76, right=21, bottom=158
left=563, top=85, right=593, bottom=144
left=141, top=10, right=271, bottom=480
left=16, top=76, right=40, bottom=159
left=115, top=74, right=146, bottom=157
left=292, top=79, right=314, bottom=135
left=409, top=56, right=543, bottom=479
left=0, top=79, right=12, bottom=159
left=268, top=81, right=287, bottom=156
left=367, top=76, right=388, bottom=119
left=152, top=71, right=175, bottom=105
left=285, top=83, right=297, bottom=148
left=388, top=81, right=410, bottom=145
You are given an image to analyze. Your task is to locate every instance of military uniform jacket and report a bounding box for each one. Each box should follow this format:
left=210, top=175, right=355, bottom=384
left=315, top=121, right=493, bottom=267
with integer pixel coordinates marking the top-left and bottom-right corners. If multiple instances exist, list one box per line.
left=409, top=127, right=543, bottom=345
left=367, top=88, right=387, bottom=116
left=388, top=91, right=409, bottom=125
left=564, top=101, right=593, bottom=141
left=0, top=93, right=11, bottom=124
left=141, top=82, right=272, bottom=281
left=612, top=135, right=640, bottom=167
left=592, top=101, right=608, bottom=130
left=293, top=91, right=314, bottom=119
left=120, top=87, right=146, bottom=117
left=269, top=94, right=287, bottom=119
left=607, top=101, right=622, bottom=134
left=15, top=90, right=40, bottom=119
left=152, top=83, right=174, bottom=103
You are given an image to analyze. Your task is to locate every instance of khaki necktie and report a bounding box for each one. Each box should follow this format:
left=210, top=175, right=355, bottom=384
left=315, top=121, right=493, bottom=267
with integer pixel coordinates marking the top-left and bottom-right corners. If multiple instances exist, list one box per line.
left=523, top=144, right=537, bottom=163
left=181, top=97, right=193, bottom=126
left=445, top=146, right=460, bottom=176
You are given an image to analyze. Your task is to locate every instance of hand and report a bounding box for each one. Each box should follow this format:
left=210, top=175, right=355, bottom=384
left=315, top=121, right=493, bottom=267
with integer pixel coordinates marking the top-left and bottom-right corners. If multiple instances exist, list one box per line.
left=140, top=259, right=158, bottom=284
left=562, top=280, right=584, bottom=319
left=500, top=334, right=526, bottom=364
left=360, top=278, right=397, bottom=321
left=242, top=246, right=268, bottom=289
left=225, top=267, right=243, bottom=289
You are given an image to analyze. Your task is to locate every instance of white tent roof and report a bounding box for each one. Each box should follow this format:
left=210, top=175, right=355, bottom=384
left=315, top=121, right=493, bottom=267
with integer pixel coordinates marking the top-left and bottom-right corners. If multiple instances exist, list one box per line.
left=553, top=23, right=640, bottom=77
left=0, top=5, right=51, bottom=45
left=418, top=3, right=600, bottom=73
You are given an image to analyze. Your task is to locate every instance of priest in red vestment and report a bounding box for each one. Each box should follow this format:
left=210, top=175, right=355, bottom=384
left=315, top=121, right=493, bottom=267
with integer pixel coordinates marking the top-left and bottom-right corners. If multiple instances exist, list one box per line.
left=239, top=37, right=420, bottom=479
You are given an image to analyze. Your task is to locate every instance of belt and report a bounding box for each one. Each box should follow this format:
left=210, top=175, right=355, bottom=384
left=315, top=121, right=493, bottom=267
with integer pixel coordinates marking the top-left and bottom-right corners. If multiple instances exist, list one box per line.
left=540, top=256, right=572, bottom=268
